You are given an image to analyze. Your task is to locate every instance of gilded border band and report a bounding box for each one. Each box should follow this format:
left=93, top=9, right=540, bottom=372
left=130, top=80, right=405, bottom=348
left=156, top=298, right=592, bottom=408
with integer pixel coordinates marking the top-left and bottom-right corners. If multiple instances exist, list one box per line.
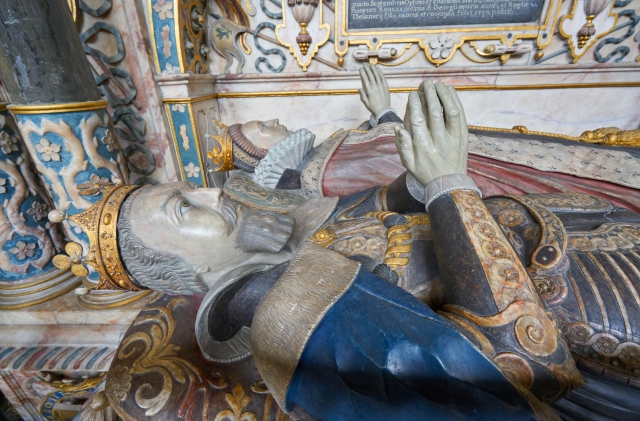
left=162, top=81, right=640, bottom=103
left=8, top=100, right=109, bottom=115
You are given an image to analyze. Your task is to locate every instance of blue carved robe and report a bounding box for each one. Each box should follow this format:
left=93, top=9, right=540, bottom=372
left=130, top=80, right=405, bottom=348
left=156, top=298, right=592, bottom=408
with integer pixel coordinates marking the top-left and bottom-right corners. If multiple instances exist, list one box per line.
left=288, top=270, right=535, bottom=420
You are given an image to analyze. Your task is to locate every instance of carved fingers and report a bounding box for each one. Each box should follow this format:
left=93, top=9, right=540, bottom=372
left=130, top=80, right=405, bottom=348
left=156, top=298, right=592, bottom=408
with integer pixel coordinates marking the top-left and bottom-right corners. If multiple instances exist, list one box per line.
left=395, top=79, right=469, bottom=186
left=358, top=66, right=372, bottom=110
left=447, top=85, right=469, bottom=171
left=359, top=63, right=391, bottom=117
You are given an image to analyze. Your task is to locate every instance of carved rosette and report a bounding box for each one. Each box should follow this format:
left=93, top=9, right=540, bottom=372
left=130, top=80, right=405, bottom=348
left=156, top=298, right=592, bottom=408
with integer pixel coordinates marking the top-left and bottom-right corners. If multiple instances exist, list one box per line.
left=9, top=102, right=130, bottom=291
left=0, top=105, right=80, bottom=309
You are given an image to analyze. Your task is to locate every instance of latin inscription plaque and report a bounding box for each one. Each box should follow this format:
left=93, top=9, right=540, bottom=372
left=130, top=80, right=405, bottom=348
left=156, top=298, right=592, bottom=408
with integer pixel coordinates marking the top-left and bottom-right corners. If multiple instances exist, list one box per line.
left=348, top=0, right=546, bottom=30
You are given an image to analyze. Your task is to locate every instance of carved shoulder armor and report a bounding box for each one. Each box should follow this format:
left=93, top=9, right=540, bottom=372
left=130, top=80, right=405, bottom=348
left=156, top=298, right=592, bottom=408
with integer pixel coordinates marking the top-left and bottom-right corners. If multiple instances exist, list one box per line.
left=486, top=193, right=640, bottom=388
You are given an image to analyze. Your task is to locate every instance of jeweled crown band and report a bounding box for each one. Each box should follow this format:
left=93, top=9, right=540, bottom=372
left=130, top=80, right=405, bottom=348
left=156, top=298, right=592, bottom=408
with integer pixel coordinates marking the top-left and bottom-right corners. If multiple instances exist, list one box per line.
left=52, top=184, right=147, bottom=291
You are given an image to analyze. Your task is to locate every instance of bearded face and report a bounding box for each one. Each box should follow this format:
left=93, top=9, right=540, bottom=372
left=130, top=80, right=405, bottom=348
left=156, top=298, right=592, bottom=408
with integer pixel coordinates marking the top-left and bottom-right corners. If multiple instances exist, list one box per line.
left=120, top=182, right=294, bottom=293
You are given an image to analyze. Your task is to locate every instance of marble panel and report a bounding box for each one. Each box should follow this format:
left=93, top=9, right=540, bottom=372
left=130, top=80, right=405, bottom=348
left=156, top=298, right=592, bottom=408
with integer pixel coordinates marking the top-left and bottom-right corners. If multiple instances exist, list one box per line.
left=0, top=290, right=147, bottom=326
left=155, top=74, right=217, bottom=99
left=214, top=63, right=640, bottom=92
left=117, top=0, right=179, bottom=184
left=217, top=85, right=640, bottom=143
left=79, top=0, right=179, bottom=184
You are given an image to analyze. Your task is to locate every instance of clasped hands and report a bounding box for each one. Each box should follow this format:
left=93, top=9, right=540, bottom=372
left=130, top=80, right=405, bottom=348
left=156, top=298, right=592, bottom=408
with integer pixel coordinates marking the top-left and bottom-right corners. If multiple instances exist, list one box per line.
left=359, top=63, right=469, bottom=189
left=394, top=79, right=469, bottom=187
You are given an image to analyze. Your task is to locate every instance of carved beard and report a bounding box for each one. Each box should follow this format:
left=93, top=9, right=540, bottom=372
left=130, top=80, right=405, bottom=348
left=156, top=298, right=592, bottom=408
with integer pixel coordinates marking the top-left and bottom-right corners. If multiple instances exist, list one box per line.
left=222, top=199, right=294, bottom=254
left=219, top=197, right=239, bottom=235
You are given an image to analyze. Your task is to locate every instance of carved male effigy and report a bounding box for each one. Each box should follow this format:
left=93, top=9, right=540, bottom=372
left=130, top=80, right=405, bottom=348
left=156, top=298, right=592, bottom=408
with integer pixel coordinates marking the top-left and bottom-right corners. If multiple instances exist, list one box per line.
left=226, top=64, right=640, bottom=214
left=60, top=79, right=640, bottom=421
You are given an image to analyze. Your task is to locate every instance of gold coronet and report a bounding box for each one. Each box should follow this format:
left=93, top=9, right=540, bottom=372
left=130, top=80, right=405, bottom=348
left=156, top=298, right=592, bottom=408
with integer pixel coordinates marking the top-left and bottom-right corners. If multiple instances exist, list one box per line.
left=8, top=99, right=109, bottom=115
left=52, top=184, right=146, bottom=292
left=206, top=119, right=235, bottom=171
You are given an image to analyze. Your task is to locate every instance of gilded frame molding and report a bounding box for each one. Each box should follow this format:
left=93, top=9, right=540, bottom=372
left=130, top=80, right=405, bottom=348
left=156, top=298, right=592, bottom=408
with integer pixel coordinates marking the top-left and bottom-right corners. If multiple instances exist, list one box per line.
left=276, top=0, right=332, bottom=71
left=161, top=81, right=640, bottom=101
left=8, top=100, right=109, bottom=114
left=334, top=0, right=564, bottom=66
left=559, top=0, right=618, bottom=63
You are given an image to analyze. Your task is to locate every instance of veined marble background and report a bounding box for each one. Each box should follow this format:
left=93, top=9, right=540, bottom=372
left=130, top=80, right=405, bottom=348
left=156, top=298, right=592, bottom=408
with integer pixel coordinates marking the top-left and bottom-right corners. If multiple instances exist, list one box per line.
left=214, top=65, right=640, bottom=143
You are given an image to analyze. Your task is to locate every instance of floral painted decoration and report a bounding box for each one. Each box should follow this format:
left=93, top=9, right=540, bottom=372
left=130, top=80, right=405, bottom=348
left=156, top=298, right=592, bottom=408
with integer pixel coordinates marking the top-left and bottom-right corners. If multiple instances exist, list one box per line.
left=35, top=139, right=62, bottom=162
left=9, top=241, right=37, bottom=260
left=77, top=174, right=115, bottom=196
left=0, top=131, right=19, bottom=154
left=27, top=201, right=48, bottom=221
left=100, top=129, right=119, bottom=152
left=184, top=162, right=201, bottom=178
left=153, top=0, right=174, bottom=20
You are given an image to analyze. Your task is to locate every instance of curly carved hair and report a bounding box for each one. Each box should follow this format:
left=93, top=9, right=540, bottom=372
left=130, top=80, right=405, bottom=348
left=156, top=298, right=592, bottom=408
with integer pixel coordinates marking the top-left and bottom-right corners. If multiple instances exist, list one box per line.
left=117, top=188, right=208, bottom=295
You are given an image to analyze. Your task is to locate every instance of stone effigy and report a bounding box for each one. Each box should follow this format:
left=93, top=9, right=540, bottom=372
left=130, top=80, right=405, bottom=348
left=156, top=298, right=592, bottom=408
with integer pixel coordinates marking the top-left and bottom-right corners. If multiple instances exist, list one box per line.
left=220, top=64, right=640, bottom=213
left=0, top=0, right=637, bottom=419
left=59, top=79, right=640, bottom=420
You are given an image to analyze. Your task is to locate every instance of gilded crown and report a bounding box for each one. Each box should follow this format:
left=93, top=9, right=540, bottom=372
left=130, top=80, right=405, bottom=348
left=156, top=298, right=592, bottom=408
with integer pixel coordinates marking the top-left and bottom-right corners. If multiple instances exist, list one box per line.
left=206, top=119, right=235, bottom=172
left=51, top=184, right=146, bottom=292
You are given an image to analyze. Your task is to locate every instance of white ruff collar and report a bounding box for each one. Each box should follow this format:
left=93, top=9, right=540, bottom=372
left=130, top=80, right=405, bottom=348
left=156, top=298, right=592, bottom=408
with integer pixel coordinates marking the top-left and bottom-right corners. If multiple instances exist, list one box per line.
left=252, top=129, right=315, bottom=188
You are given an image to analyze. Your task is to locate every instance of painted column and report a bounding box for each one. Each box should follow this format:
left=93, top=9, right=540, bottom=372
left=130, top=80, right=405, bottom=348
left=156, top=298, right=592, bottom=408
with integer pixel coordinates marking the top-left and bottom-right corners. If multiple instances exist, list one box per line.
left=0, top=0, right=150, bottom=307
left=9, top=101, right=130, bottom=261
left=0, top=104, right=79, bottom=309
left=148, top=0, right=214, bottom=186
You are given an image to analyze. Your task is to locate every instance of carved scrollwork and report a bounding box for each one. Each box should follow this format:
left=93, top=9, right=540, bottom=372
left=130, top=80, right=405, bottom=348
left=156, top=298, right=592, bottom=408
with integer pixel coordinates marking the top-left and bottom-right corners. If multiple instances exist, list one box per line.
left=533, top=274, right=568, bottom=307
left=445, top=299, right=583, bottom=403
left=505, top=195, right=568, bottom=273
left=110, top=297, right=228, bottom=416
left=446, top=300, right=558, bottom=357
left=493, top=352, right=534, bottom=390
left=452, top=190, right=537, bottom=310
left=568, top=223, right=640, bottom=252
left=563, top=322, right=640, bottom=369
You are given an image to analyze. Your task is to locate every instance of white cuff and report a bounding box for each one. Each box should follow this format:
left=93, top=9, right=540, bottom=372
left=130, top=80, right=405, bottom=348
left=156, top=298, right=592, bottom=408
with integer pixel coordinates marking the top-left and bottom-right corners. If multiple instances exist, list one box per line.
left=375, top=107, right=396, bottom=121
left=424, top=174, right=482, bottom=210
left=406, top=172, right=426, bottom=203
left=370, top=107, right=396, bottom=127
left=369, top=114, right=377, bottom=128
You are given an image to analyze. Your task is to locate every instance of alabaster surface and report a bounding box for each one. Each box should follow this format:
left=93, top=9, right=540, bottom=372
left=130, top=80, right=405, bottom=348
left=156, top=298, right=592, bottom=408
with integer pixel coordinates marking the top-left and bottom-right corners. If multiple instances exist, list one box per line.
left=217, top=81, right=640, bottom=143
left=0, top=290, right=147, bottom=327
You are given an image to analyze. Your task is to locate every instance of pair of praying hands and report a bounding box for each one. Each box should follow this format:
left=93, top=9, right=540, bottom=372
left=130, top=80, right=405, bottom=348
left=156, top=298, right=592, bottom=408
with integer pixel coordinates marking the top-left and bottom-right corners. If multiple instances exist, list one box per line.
left=358, top=63, right=469, bottom=188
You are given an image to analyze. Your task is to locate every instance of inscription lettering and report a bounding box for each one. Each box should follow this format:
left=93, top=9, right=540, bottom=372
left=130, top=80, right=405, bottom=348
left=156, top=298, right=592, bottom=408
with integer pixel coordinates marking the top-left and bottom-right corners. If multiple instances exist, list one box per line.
left=347, top=0, right=545, bottom=30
